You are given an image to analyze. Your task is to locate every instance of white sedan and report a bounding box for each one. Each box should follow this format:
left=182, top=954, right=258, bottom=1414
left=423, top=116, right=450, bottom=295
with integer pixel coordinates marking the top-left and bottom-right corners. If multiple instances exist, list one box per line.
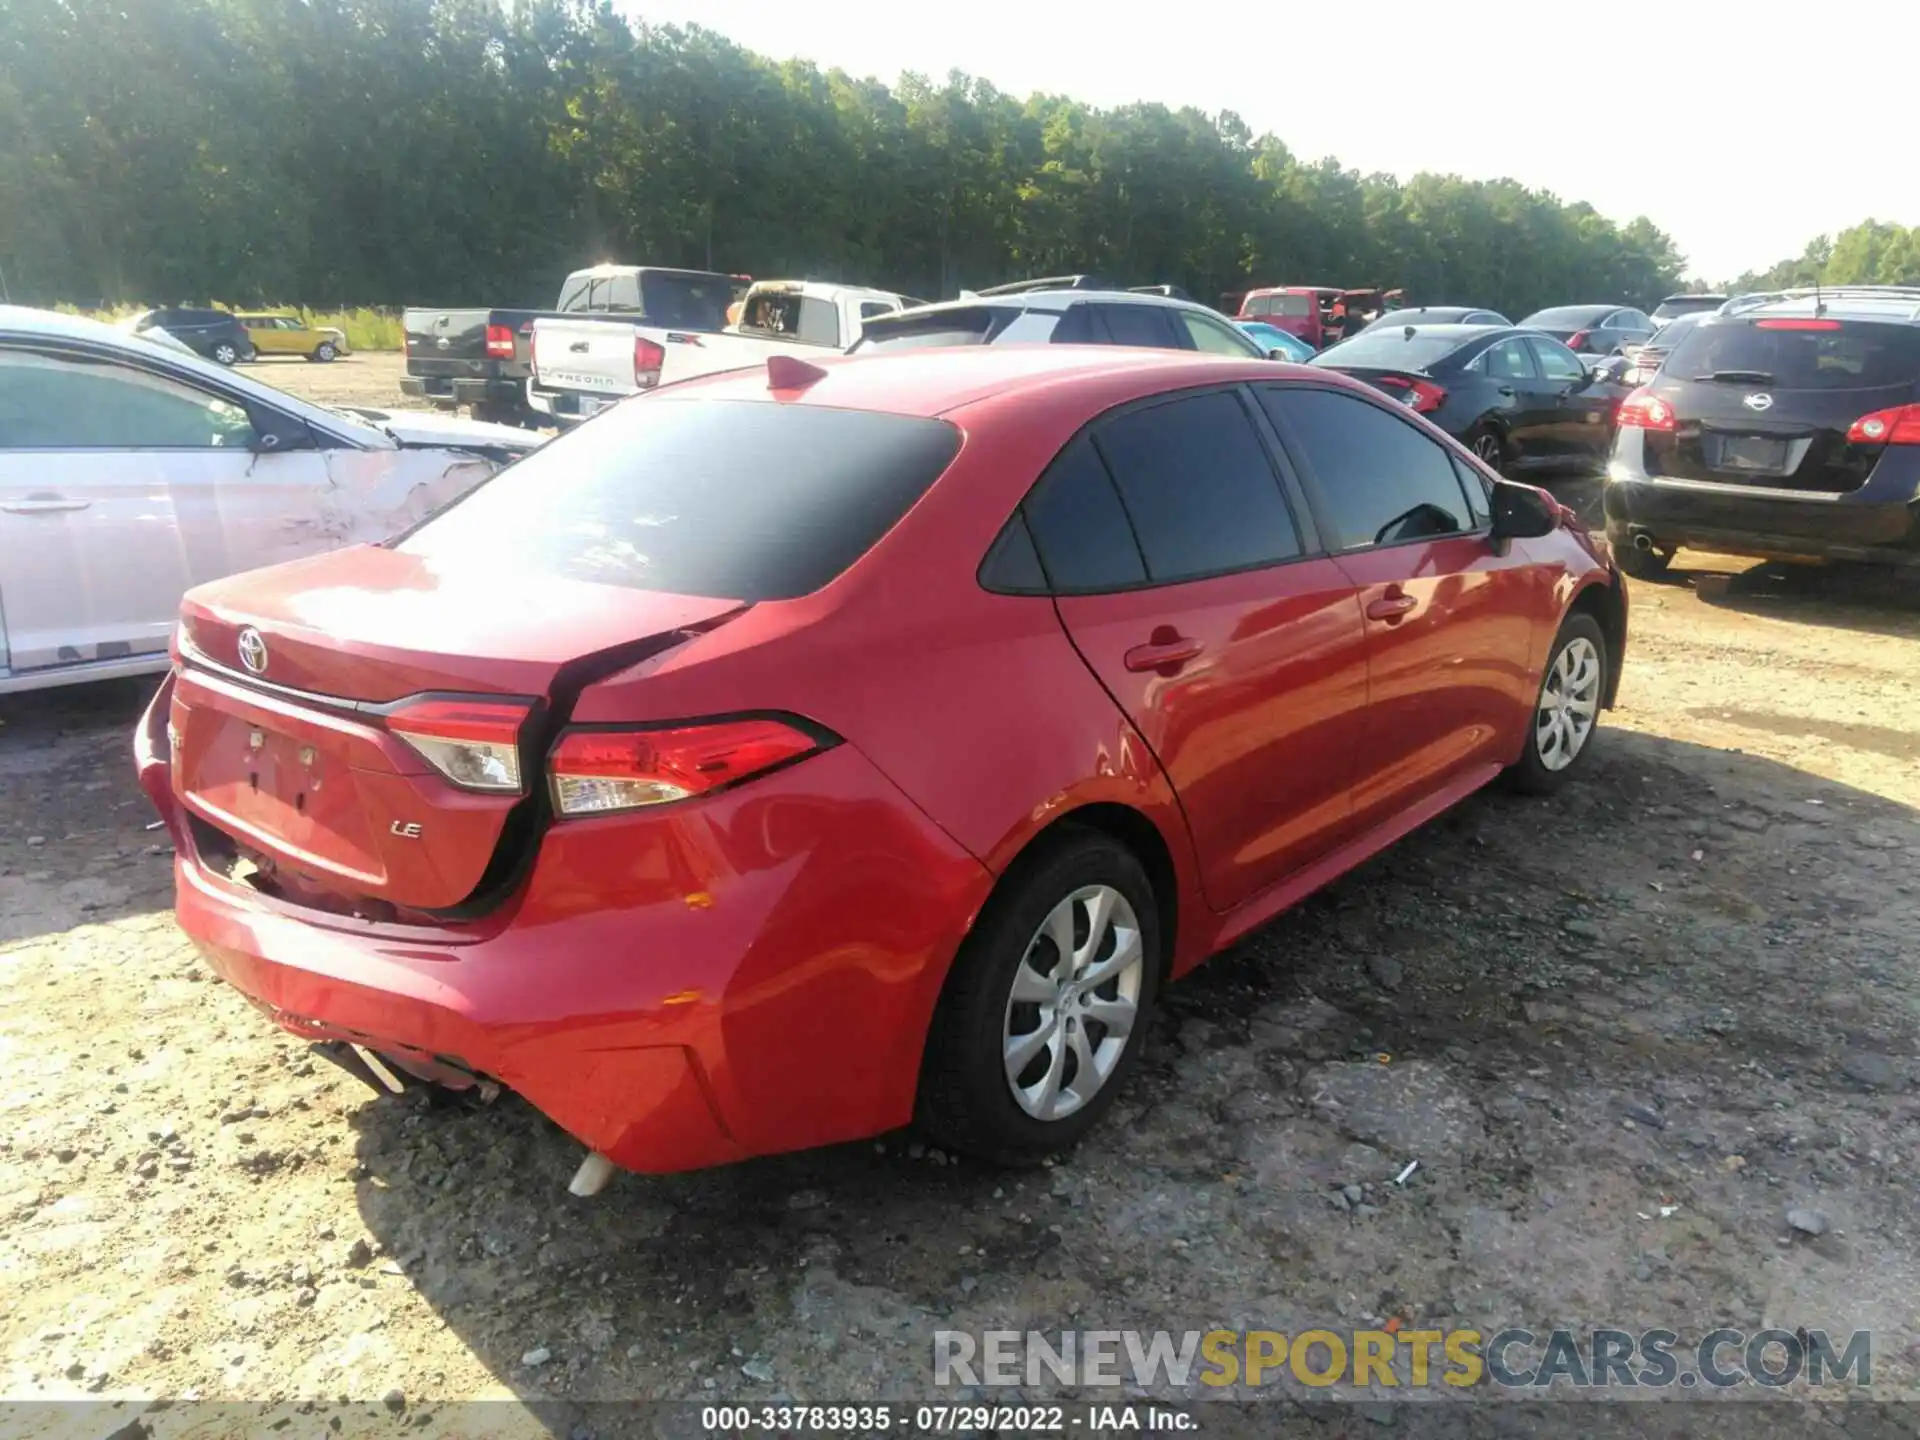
left=0, top=307, right=542, bottom=694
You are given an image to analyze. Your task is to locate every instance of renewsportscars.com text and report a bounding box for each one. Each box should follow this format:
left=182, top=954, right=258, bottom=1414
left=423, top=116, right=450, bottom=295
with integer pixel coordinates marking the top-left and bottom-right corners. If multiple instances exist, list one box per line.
left=935, top=1327, right=1872, bottom=1390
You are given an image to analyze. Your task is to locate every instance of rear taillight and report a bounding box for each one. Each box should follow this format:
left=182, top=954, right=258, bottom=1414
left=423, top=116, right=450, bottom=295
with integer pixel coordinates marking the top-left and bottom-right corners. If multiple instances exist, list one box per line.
left=634, top=335, right=665, bottom=389
left=548, top=717, right=829, bottom=817
left=484, top=324, right=515, bottom=359
left=1757, top=318, right=1841, bottom=331
left=1617, top=387, right=1675, bottom=432
left=387, top=696, right=532, bottom=793
left=1565, top=330, right=1590, bottom=352
left=1847, top=404, right=1920, bottom=446
left=1378, top=374, right=1446, bottom=414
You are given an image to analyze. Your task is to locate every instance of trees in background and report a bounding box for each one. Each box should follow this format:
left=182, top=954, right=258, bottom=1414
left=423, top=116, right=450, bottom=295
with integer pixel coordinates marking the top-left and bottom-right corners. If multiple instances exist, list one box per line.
left=1736, top=221, right=1920, bottom=293
left=2, top=0, right=1689, bottom=312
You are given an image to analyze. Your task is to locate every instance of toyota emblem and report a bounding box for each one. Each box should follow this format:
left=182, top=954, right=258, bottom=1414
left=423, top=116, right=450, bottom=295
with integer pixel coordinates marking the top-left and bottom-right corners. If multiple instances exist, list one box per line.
left=1742, top=392, right=1774, bottom=412
left=237, top=627, right=269, bottom=675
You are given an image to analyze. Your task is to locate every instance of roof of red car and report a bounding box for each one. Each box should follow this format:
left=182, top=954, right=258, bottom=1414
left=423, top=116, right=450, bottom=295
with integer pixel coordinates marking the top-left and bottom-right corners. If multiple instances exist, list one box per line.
left=664, top=345, right=1283, bottom=418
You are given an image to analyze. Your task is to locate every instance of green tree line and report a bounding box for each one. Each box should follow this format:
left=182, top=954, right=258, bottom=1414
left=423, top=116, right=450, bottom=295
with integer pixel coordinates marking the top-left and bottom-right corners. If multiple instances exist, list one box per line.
left=1, top=0, right=1694, bottom=315
left=1734, top=220, right=1920, bottom=293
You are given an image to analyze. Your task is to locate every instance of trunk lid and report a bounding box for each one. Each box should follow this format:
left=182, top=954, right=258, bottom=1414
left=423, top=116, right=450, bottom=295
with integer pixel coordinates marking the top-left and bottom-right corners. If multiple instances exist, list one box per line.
left=172, top=545, right=744, bottom=915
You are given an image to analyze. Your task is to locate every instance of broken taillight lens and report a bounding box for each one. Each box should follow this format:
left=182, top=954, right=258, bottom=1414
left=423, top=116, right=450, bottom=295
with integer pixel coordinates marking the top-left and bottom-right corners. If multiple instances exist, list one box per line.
left=386, top=697, right=532, bottom=793
left=548, top=717, right=829, bottom=816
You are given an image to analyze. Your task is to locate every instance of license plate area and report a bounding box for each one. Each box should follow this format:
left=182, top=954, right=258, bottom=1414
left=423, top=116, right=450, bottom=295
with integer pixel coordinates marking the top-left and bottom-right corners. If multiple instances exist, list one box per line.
left=578, top=395, right=611, bottom=417
left=1709, top=433, right=1789, bottom=473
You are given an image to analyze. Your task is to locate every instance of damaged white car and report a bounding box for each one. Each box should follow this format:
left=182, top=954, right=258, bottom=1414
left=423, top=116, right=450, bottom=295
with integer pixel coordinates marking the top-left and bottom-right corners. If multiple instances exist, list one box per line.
left=0, top=307, right=541, bottom=694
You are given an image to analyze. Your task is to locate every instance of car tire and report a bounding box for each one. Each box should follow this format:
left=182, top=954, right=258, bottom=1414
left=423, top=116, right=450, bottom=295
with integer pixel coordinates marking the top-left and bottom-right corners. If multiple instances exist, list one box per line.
left=1466, top=425, right=1506, bottom=473
left=211, top=341, right=239, bottom=366
left=313, top=342, right=337, bottom=363
left=1617, top=542, right=1672, bottom=580
left=1505, top=612, right=1608, bottom=796
left=917, top=829, right=1162, bottom=1165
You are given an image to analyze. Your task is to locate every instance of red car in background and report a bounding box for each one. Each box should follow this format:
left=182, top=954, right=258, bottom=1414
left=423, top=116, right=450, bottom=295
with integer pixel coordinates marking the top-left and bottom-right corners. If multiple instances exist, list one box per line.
left=137, top=346, right=1626, bottom=1188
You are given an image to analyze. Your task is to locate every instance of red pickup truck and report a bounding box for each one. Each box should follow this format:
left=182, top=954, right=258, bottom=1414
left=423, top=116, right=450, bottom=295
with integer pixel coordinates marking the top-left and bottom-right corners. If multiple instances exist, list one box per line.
left=1234, top=286, right=1403, bottom=349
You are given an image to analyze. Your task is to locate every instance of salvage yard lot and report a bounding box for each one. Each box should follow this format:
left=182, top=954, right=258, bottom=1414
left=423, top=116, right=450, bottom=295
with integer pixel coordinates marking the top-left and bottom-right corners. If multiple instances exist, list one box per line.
left=2, top=355, right=1918, bottom=1426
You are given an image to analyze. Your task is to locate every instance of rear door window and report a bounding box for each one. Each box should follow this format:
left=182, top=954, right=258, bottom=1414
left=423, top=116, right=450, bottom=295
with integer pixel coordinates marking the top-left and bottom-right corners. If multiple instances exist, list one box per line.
left=1529, top=339, right=1587, bottom=383
left=1094, top=304, right=1181, bottom=350
left=1020, top=436, right=1149, bottom=592
left=1483, top=340, right=1538, bottom=381
left=403, top=399, right=959, bottom=601
left=1258, top=385, right=1475, bottom=549
left=1178, top=311, right=1263, bottom=356
left=1663, top=320, right=1920, bottom=390
left=1092, top=390, right=1302, bottom=582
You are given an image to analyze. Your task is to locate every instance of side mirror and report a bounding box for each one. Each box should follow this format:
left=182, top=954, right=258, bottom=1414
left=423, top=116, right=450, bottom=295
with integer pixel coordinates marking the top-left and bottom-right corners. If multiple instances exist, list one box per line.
left=1489, top=481, right=1558, bottom=540
left=1268, top=346, right=1291, bottom=361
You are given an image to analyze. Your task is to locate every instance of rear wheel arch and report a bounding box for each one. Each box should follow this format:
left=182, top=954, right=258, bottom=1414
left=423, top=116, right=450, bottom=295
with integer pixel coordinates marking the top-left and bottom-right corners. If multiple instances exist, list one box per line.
left=973, top=803, right=1182, bottom=984
left=1565, top=577, right=1625, bottom=707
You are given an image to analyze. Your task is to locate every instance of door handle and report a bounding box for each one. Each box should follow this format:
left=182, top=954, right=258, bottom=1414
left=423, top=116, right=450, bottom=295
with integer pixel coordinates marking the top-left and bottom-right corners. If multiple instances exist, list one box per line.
left=1124, top=634, right=1203, bottom=673
left=2, top=499, right=91, bottom=514
left=1497, top=385, right=1515, bottom=397
left=1365, top=593, right=1418, bottom=621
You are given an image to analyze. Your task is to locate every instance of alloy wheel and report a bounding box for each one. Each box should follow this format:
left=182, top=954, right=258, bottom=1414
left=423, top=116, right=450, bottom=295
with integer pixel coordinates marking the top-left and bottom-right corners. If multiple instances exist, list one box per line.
left=1473, top=432, right=1503, bottom=467
left=1536, top=635, right=1601, bottom=771
left=1001, top=884, right=1144, bottom=1121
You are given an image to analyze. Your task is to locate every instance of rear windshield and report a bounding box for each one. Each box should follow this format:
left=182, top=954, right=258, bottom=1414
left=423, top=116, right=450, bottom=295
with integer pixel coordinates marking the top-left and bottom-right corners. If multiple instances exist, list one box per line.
left=1251, top=293, right=1314, bottom=318
left=555, top=271, right=738, bottom=331
left=850, top=306, right=1006, bottom=352
left=1662, top=320, right=1920, bottom=390
left=1521, top=306, right=1608, bottom=328
left=639, top=272, right=738, bottom=331
left=401, top=399, right=960, bottom=601
left=1312, top=330, right=1466, bottom=370
left=737, top=289, right=840, bottom=347
left=1652, top=296, right=1725, bottom=319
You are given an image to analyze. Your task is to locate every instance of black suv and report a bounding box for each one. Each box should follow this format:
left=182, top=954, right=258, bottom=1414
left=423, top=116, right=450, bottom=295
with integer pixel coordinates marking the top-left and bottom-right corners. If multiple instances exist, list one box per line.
left=1605, top=286, right=1920, bottom=575
left=849, top=289, right=1266, bottom=358
left=130, top=307, right=255, bottom=365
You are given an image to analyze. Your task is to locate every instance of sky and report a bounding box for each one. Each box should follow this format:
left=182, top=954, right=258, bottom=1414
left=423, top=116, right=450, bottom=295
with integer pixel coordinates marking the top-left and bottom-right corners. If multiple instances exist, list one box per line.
left=623, top=0, right=1920, bottom=283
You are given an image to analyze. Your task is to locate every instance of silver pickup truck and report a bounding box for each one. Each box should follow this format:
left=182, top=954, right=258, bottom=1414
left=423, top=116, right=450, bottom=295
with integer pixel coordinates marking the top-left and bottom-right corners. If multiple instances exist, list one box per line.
left=528, top=280, right=916, bottom=425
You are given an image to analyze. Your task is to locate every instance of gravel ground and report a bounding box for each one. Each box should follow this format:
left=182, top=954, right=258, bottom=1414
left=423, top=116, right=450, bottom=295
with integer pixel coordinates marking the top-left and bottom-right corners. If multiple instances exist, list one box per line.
left=3, top=364, right=1918, bottom=1431
left=238, top=350, right=416, bottom=414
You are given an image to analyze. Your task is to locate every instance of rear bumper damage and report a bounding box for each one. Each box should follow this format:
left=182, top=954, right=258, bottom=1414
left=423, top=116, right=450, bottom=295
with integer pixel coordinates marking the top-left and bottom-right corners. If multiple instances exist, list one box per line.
left=137, top=675, right=991, bottom=1178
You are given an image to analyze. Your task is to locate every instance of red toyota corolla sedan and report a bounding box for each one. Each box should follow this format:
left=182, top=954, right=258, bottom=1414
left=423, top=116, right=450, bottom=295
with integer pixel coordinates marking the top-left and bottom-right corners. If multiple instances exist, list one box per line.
left=136, top=345, right=1625, bottom=1188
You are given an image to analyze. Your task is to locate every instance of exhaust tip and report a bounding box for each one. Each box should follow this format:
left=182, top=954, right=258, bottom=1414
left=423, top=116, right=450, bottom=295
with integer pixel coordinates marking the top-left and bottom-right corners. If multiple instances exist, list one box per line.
left=1632, top=533, right=1656, bottom=552
left=568, top=1151, right=618, bottom=1198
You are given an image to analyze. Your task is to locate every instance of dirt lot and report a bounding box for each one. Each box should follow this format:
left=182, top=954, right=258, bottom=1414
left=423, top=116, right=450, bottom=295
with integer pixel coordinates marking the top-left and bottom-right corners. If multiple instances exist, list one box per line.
left=240, top=350, right=416, bottom=415
left=3, top=358, right=1918, bottom=1431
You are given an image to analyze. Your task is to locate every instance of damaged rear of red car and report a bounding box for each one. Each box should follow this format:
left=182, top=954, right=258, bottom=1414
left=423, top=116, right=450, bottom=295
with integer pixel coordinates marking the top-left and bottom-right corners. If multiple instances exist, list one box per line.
left=137, top=386, right=1009, bottom=1180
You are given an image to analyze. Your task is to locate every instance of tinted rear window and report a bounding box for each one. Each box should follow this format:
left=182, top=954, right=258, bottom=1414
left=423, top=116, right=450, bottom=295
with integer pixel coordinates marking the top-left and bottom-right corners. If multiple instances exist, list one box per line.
left=851, top=307, right=1006, bottom=352
left=402, top=399, right=960, bottom=601
left=639, top=272, right=736, bottom=331
left=1312, top=330, right=1466, bottom=370
left=1520, top=306, right=1610, bottom=329
left=1663, top=320, right=1920, bottom=390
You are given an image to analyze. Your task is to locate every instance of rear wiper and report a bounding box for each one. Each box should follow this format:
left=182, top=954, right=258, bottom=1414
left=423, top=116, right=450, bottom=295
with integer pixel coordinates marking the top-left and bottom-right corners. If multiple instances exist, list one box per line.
left=1691, top=369, right=1774, bottom=383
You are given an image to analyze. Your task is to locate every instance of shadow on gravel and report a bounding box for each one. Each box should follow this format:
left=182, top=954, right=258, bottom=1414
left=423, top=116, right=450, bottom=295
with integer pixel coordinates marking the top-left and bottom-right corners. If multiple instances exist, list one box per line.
left=1685, top=561, right=1920, bottom=641
left=0, top=675, right=171, bottom=942
left=343, top=730, right=1920, bottom=1422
